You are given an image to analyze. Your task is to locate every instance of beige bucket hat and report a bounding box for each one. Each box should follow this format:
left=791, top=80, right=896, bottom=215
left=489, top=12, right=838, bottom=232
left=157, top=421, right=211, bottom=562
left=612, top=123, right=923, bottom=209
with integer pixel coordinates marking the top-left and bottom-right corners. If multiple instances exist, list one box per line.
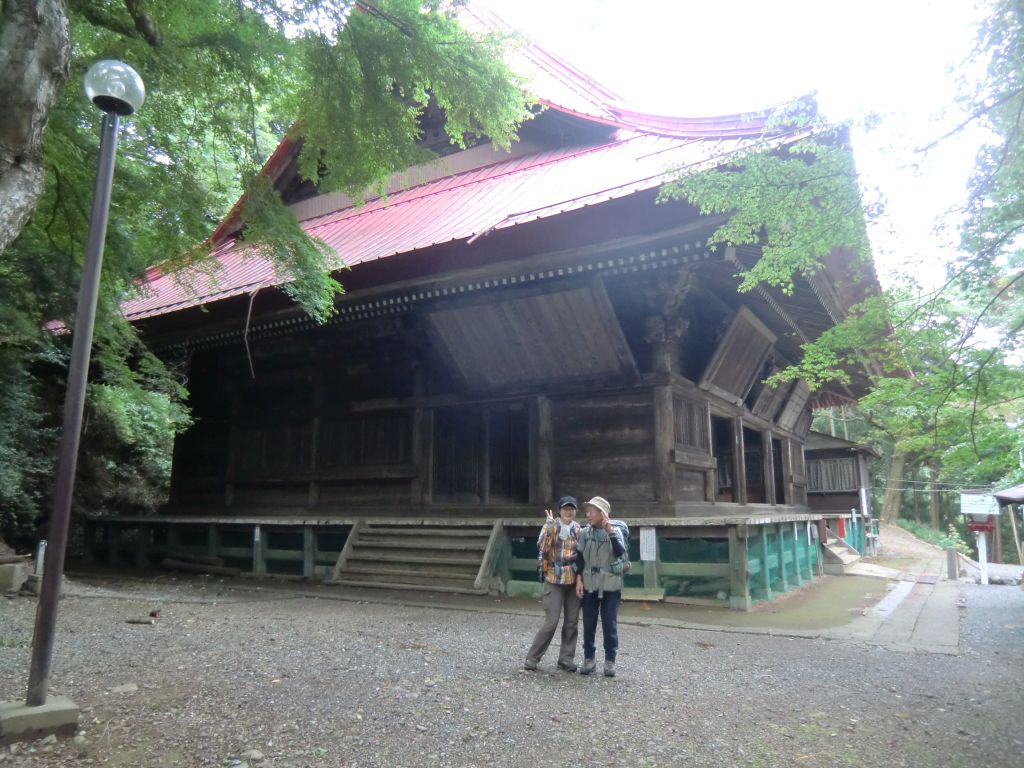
left=583, top=496, right=611, bottom=518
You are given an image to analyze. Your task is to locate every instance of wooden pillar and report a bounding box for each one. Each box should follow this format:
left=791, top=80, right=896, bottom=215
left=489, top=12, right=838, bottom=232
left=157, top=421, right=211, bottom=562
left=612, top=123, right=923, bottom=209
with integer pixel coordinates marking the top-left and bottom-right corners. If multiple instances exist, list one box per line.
left=419, top=409, right=434, bottom=505
left=167, top=525, right=180, bottom=554
left=705, top=405, right=716, bottom=502
left=533, top=396, right=553, bottom=505
left=226, top=386, right=241, bottom=508
left=773, top=523, right=789, bottom=592
left=410, top=364, right=426, bottom=505
left=802, top=522, right=815, bottom=580
left=105, top=525, right=120, bottom=565
left=82, top=520, right=96, bottom=562
left=653, top=385, right=675, bottom=505
left=207, top=525, right=219, bottom=559
left=302, top=526, right=315, bottom=578
left=252, top=525, right=266, bottom=575
left=791, top=522, right=804, bottom=585
left=728, top=525, right=752, bottom=610
left=752, top=526, right=773, bottom=600
left=309, top=368, right=322, bottom=508
left=762, top=431, right=776, bottom=505
left=733, top=416, right=747, bottom=505
left=135, top=526, right=150, bottom=569
left=779, top=438, right=793, bottom=505
left=479, top=409, right=490, bottom=505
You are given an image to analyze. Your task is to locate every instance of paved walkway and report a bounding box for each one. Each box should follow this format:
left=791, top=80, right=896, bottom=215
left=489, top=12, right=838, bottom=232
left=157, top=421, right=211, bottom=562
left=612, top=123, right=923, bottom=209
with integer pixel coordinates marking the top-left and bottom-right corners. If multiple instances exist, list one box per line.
left=833, top=555, right=960, bottom=654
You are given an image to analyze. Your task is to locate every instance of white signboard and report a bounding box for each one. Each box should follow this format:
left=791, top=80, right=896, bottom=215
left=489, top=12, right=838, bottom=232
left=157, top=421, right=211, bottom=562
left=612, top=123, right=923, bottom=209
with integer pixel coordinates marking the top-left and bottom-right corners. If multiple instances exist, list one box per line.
left=960, top=493, right=1000, bottom=517
left=639, top=527, right=656, bottom=562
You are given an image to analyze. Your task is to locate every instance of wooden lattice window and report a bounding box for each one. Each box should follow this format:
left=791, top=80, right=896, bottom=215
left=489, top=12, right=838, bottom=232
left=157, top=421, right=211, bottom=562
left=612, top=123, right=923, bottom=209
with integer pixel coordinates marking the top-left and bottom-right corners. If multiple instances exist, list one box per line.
left=808, top=458, right=857, bottom=492
left=674, top=397, right=709, bottom=450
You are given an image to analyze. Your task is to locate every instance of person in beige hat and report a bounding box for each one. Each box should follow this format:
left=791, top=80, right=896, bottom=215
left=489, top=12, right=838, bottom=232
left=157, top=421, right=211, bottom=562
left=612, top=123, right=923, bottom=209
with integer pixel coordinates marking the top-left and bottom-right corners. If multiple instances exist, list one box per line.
left=573, top=496, right=626, bottom=677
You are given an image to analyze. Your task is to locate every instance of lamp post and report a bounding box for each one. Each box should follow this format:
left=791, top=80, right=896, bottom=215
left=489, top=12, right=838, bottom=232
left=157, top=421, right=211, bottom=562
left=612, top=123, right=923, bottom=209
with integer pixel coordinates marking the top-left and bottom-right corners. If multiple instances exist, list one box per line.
left=24, top=61, right=145, bottom=708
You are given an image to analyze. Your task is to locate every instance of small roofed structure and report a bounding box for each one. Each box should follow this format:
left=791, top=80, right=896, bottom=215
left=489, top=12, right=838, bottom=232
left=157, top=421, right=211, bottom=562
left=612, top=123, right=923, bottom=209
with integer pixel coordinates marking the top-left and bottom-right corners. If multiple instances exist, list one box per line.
left=85, top=4, right=883, bottom=608
left=994, top=484, right=1024, bottom=506
left=805, top=432, right=878, bottom=556
left=994, top=484, right=1024, bottom=566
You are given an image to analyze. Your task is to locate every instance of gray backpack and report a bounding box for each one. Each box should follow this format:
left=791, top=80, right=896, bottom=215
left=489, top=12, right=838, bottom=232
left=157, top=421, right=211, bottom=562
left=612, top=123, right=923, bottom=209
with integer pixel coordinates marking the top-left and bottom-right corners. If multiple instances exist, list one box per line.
left=608, top=519, right=631, bottom=577
left=579, top=520, right=631, bottom=594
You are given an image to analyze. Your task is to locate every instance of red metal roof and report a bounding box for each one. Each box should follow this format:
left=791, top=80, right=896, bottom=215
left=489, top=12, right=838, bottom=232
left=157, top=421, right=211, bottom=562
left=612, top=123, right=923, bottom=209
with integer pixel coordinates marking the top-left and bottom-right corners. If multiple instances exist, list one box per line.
left=123, top=3, right=801, bottom=322
left=123, top=127, right=806, bottom=322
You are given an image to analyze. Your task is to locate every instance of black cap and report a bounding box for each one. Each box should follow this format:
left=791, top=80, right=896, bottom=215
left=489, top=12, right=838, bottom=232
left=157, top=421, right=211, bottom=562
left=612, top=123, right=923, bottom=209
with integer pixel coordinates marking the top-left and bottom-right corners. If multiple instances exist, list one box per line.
left=557, top=496, right=578, bottom=510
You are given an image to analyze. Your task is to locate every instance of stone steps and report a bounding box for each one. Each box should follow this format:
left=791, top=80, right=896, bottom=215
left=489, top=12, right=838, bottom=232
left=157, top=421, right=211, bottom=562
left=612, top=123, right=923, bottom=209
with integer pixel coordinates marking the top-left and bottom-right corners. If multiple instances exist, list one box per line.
left=822, top=535, right=862, bottom=574
left=327, top=520, right=497, bottom=594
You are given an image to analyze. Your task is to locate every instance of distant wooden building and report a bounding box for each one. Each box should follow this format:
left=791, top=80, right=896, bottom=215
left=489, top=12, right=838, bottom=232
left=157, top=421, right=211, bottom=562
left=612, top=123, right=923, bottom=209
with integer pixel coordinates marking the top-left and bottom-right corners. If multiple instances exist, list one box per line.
left=805, top=431, right=879, bottom=556
left=89, top=8, right=878, bottom=608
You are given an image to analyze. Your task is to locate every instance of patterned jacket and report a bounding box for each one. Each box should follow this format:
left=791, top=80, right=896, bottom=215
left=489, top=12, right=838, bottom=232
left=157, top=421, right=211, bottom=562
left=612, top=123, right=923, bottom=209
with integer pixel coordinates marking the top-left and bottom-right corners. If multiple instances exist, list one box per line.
left=537, top=519, right=581, bottom=585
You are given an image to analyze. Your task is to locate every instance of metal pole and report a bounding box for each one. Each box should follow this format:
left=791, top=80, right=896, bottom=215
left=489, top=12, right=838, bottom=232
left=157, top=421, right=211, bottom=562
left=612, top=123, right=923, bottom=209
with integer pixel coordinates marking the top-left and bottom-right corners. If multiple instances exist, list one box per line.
left=26, top=112, right=121, bottom=707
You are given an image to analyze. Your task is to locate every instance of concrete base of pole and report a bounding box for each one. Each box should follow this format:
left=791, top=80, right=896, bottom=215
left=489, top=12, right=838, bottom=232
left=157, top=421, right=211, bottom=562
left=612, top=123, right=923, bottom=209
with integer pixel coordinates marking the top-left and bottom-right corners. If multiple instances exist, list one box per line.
left=0, top=697, right=79, bottom=743
left=22, top=574, right=43, bottom=596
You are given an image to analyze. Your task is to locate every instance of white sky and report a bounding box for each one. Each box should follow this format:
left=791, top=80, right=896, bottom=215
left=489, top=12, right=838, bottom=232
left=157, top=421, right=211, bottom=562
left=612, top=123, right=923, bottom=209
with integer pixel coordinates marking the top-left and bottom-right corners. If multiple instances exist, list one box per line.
left=482, top=0, right=989, bottom=289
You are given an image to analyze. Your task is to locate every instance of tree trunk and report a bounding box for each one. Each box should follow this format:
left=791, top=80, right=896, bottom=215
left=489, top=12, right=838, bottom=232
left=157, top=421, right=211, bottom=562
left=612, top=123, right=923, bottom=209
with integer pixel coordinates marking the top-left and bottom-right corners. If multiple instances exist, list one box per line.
left=880, top=449, right=906, bottom=523
left=0, top=0, right=70, bottom=255
left=928, top=459, right=940, bottom=529
left=911, top=464, right=920, bottom=521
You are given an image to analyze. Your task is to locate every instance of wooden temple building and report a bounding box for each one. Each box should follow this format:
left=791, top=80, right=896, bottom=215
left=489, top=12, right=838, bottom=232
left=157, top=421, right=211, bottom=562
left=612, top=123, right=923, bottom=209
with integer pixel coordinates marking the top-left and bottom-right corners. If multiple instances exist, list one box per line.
left=86, top=7, right=880, bottom=609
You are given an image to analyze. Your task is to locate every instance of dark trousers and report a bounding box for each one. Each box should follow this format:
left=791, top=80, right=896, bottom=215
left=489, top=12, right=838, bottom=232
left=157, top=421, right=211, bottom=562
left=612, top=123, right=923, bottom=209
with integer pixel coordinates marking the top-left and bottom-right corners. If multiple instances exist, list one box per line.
left=581, top=589, right=620, bottom=662
left=526, top=582, right=580, bottom=665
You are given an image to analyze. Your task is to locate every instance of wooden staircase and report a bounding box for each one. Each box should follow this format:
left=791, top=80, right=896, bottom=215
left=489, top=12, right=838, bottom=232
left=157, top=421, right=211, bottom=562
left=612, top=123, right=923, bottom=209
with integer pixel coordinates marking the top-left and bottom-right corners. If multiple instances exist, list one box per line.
left=821, top=534, right=861, bottom=575
left=325, top=520, right=502, bottom=595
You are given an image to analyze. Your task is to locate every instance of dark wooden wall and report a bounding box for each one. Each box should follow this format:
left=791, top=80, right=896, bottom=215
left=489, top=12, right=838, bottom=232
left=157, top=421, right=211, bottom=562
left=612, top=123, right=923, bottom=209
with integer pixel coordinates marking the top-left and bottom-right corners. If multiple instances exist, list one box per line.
left=551, top=390, right=655, bottom=503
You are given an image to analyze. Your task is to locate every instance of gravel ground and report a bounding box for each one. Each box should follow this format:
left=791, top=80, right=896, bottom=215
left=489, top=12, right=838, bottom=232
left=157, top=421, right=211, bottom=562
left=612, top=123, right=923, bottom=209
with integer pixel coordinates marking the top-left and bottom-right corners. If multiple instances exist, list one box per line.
left=1, top=570, right=1022, bottom=768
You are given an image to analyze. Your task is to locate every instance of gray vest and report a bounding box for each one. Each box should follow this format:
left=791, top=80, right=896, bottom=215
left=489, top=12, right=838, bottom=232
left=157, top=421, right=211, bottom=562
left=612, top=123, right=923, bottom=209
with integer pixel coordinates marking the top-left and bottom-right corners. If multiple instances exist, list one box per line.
left=578, top=526, right=624, bottom=595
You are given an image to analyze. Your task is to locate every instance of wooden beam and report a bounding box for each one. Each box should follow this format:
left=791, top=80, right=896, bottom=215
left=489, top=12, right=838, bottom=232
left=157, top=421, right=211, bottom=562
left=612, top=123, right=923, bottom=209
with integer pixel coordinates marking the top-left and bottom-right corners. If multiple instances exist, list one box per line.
left=780, top=437, right=794, bottom=505
left=252, top=525, right=266, bottom=575
left=302, top=526, right=315, bottom=578
left=733, top=416, right=747, bottom=505
left=479, top=409, right=490, bottom=505
left=533, top=396, right=553, bottom=505
left=728, top=527, right=752, bottom=610
left=762, top=431, right=776, bottom=506
left=653, top=385, right=675, bottom=504
left=774, top=523, right=789, bottom=592
left=752, top=527, right=773, bottom=600
left=410, top=365, right=425, bottom=504
left=474, top=521, right=504, bottom=591
left=656, top=562, right=730, bottom=578
left=791, top=521, right=805, bottom=586
left=329, top=520, right=364, bottom=583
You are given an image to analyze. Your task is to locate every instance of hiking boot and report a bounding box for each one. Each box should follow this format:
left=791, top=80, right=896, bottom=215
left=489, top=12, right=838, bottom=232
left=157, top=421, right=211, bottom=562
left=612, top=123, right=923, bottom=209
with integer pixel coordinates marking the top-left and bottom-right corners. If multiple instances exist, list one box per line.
left=557, top=660, right=578, bottom=673
left=603, top=661, right=616, bottom=677
left=579, top=658, right=596, bottom=675
left=523, top=658, right=539, bottom=671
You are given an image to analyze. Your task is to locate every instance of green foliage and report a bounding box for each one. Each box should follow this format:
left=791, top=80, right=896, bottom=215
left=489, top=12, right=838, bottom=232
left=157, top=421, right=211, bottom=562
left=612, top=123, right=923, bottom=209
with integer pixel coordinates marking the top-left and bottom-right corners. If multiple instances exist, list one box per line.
left=659, top=97, right=871, bottom=296
left=0, top=341, right=58, bottom=545
left=958, top=0, right=1024, bottom=355
left=896, top=519, right=971, bottom=556
left=240, top=175, right=342, bottom=322
left=660, top=45, right=1023, bottom=523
